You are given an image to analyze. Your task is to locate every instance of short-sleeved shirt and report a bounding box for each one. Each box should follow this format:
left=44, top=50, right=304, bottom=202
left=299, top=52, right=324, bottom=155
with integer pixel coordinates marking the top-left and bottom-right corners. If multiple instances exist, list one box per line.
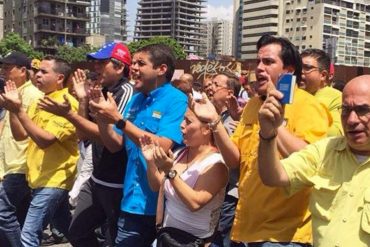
left=314, top=86, right=343, bottom=136
left=230, top=88, right=330, bottom=243
left=0, top=81, right=43, bottom=177
left=27, top=88, right=79, bottom=190
left=119, top=83, right=187, bottom=215
left=282, top=137, right=370, bottom=247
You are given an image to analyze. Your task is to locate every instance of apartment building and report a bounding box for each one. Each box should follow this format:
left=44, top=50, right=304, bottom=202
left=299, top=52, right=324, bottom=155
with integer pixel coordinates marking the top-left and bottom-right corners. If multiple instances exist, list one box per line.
left=240, top=0, right=370, bottom=67
left=240, top=0, right=284, bottom=59
left=134, top=0, right=207, bottom=55
left=232, top=0, right=243, bottom=58
left=206, top=18, right=233, bottom=57
left=88, top=0, right=128, bottom=42
left=284, top=0, right=370, bottom=67
left=3, top=0, right=90, bottom=52
left=0, top=1, right=3, bottom=39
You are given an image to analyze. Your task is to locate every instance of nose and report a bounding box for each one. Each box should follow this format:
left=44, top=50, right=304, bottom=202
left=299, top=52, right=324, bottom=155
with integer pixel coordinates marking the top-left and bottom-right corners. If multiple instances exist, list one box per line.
left=180, top=120, right=186, bottom=130
left=256, top=60, right=265, bottom=72
left=346, top=110, right=360, bottom=125
left=130, top=63, right=138, bottom=72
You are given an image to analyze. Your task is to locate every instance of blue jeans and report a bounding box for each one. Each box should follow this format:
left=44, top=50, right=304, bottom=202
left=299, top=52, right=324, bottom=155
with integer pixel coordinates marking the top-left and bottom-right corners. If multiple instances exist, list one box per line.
left=0, top=174, right=31, bottom=247
left=115, top=212, right=156, bottom=247
left=210, top=195, right=244, bottom=247
left=248, top=242, right=312, bottom=247
left=21, top=187, right=71, bottom=247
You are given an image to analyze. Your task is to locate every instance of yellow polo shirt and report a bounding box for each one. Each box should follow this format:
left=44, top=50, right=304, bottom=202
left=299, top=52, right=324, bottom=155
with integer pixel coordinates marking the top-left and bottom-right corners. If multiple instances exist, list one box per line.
left=27, top=88, right=78, bottom=190
left=0, top=81, right=43, bottom=177
left=282, top=137, right=370, bottom=247
left=314, top=86, right=343, bottom=137
left=230, top=88, right=330, bottom=243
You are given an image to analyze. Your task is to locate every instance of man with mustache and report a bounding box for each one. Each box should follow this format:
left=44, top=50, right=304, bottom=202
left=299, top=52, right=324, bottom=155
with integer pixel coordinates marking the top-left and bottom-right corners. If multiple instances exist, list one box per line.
left=258, top=75, right=370, bottom=247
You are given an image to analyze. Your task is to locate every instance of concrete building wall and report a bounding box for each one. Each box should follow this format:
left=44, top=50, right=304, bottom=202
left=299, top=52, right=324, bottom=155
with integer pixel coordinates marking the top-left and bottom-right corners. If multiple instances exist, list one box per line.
left=240, top=0, right=370, bottom=67
left=206, top=19, right=233, bottom=57
left=4, top=0, right=90, bottom=52
left=283, top=0, right=370, bottom=67
left=240, top=0, right=284, bottom=59
left=88, top=0, right=128, bottom=42
left=0, top=1, right=4, bottom=40
left=134, top=0, right=207, bottom=55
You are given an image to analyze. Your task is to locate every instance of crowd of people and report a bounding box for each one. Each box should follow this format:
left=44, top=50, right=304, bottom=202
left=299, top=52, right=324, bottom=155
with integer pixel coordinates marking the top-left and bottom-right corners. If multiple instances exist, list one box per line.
left=0, top=33, right=369, bottom=247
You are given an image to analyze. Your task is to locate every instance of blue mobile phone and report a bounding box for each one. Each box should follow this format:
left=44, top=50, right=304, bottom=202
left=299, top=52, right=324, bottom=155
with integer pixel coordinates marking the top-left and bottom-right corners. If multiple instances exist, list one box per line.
left=276, top=74, right=296, bottom=104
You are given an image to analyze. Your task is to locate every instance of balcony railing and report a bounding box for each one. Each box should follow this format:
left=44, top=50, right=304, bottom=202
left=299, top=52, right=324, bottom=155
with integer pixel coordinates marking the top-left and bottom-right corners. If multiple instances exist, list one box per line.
left=37, top=8, right=89, bottom=20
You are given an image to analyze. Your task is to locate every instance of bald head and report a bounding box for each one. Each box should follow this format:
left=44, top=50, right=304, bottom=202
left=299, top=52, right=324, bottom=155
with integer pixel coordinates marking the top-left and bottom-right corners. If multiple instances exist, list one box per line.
left=341, top=75, right=370, bottom=155
left=343, top=75, right=370, bottom=95
left=179, top=73, right=194, bottom=85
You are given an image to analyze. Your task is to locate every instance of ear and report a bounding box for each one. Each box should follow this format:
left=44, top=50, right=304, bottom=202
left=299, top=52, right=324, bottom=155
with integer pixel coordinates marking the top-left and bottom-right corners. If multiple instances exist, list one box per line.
left=202, top=125, right=211, bottom=136
left=116, top=63, right=125, bottom=76
left=56, top=73, right=65, bottom=88
left=157, top=64, right=168, bottom=77
left=320, top=69, right=329, bottom=85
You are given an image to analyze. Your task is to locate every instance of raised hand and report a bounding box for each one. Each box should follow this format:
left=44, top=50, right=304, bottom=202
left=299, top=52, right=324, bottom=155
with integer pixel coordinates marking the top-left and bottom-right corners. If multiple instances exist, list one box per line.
left=139, top=135, right=156, bottom=163
left=189, top=92, right=219, bottom=123
left=38, top=95, right=72, bottom=117
left=258, top=79, right=284, bottom=137
left=226, top=94, right=243, bottom=121
left=1, top=80, right=22, bottom=113
left=72, top=69, right=89, bottom=99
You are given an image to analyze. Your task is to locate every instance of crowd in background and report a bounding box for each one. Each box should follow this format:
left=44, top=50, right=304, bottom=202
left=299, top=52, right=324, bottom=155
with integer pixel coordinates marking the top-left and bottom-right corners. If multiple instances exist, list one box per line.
left=0, top=34, right=369, bottom=247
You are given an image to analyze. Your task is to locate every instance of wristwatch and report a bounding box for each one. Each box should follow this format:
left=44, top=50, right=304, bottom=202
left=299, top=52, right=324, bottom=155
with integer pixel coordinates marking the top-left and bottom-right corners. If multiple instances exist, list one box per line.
left=115, top=118, right=126, bottom=130
left=165, top=170, right=177, bottom=179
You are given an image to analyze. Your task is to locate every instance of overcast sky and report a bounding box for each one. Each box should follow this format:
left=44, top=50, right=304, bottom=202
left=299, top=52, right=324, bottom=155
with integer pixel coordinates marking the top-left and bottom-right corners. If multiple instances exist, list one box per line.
left=126, top=0, right=233, bottom=39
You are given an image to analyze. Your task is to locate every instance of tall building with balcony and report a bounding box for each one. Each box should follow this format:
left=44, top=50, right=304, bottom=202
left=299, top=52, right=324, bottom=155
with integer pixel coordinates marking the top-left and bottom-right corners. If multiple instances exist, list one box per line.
left=240, top=0, right=370, bottom=67
left=240, top=0, right=284, bottom=59
left=206, top=19, right=233, bottom=57
left=88, top=0, right=128, bottom=43
left=284, top=0, right=370, bottom=67
left=3, top=0, right=90, bottom=53
left=134, top=0, right=207, bottom=55
left=232, top=0, right=243, bottom=59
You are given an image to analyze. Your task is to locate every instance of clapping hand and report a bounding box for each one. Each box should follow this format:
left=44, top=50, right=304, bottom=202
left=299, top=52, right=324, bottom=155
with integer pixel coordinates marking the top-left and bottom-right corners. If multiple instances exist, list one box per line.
left=38, top=95, right=72, bottom=117
left=139, top=134, right=174, bottom=173
left=72, top=69, right=89, bottom=99
left=226, top=94, right=243, bottom=121
left=89, top=87, right=120, bottom=124
left=0, top=80, right=22, bottom=113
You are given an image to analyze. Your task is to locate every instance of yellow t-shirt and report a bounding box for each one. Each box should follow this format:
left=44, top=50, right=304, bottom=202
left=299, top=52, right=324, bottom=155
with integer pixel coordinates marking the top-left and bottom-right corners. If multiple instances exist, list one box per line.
left=282, top=137, right=370, bottom=247
left=314, top=86, right=343, bottom=137
left=0, top=81, right=43, bottom=177
left=26, top=88, right=78, bottom=190
left=230, top=88, right=330, bottom=243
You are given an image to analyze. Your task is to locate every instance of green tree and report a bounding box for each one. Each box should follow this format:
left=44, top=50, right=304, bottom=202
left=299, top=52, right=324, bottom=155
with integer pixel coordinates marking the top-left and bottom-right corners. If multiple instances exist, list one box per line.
left=0, top=33, right=43, bottom=59
left=127, top=36, right=186, bottom=60
left=56, top=44, right=98, bottom=64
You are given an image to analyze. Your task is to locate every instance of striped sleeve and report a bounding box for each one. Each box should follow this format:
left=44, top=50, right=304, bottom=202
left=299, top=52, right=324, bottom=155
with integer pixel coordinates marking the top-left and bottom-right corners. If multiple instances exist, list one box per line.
left=117, top=83, right=134, bottom=114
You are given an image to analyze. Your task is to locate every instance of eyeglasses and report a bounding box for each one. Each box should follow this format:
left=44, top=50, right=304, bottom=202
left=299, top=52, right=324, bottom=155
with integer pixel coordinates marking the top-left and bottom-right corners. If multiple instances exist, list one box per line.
left=341, top=105, right=370, bottom=118
left=213, top=82, right=228, bottom=93
left=302, top=64, right=321, bottom=73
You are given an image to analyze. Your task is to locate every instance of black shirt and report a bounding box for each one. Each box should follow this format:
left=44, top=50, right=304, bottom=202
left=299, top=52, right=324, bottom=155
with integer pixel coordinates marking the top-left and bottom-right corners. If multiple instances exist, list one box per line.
left=91, top=77, right=134, bottom=185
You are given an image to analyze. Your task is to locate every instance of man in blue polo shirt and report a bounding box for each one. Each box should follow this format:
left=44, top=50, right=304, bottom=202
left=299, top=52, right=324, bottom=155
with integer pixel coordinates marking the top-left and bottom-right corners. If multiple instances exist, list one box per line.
left=89, top=44, right=187, bottom=246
